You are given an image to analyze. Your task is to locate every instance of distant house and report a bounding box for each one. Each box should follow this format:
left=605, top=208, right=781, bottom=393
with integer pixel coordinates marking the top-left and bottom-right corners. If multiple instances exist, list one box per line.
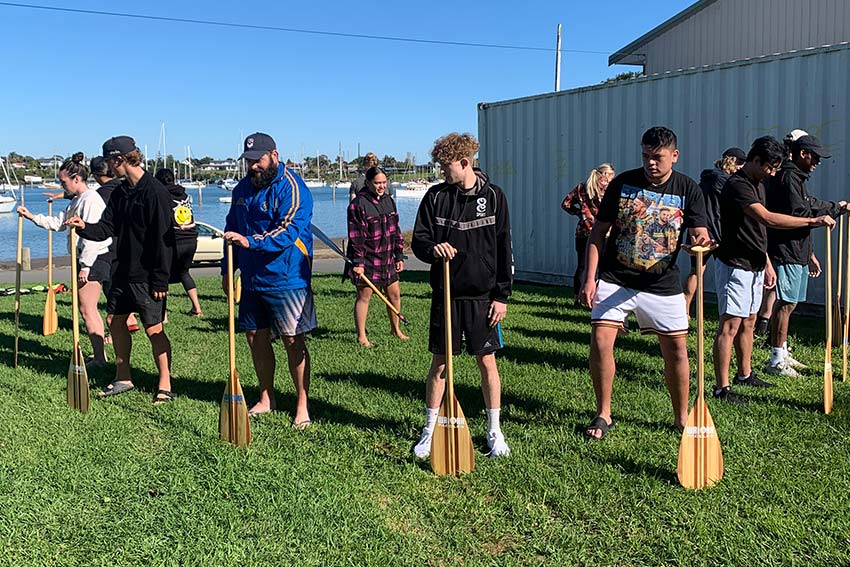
left=11, top=162, right=26, bottom=169
left=200, top=159, right=239, bottom=172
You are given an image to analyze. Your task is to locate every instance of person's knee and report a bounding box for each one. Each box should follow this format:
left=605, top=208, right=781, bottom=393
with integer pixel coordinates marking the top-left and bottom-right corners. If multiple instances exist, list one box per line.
left=590, top=327, right=617, bottom=357
left=661, top=338, right=689, bottom=365
left=717, top=318, right=741, bottom=338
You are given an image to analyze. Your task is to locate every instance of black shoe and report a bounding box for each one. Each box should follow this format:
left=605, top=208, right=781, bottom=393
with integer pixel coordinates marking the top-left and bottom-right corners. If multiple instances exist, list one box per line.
left=713, top=386, right=749, bottom=405
left=733, top=371, right=776, bottom=388
left=754, top=317, right=770, bottom=337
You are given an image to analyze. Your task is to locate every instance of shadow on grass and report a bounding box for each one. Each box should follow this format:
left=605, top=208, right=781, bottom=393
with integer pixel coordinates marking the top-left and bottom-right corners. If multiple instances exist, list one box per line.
left=588, top=452, right=679, bottom=485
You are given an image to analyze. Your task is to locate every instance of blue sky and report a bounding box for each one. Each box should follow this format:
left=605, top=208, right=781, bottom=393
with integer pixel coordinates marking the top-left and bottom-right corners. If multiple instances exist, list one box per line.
left=1, top=0, right=695, bottom=163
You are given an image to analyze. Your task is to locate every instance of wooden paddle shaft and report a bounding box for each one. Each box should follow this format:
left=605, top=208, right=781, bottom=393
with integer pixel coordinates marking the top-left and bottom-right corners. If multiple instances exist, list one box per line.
left=359, top=272, right=401, bottom=318
left=443, top=258, right=456, bottom=468
left=696, top=249, right=705, bottom=401
left=844, top=220, right=850, bottom=381
left=839, top=216, right=844, bottom=298
left=14, top=214, right=23, bottom=367
left=70, top=228, right=80, bottom=347
left=47, top=201, right=53, bottom=287
left=227, top=243, right=236, bottom=377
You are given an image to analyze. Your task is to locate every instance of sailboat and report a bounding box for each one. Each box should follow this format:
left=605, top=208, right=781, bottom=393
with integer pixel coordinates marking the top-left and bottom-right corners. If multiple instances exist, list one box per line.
left=179, top=145, right=204, bottom=189
left=304, top=149, right=324, bottom=188
left=0, top=155, right=19, bottom=213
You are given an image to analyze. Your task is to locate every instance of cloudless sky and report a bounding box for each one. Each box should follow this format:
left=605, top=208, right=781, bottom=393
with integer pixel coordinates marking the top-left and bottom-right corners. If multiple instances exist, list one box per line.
left=1, top=0, right=695, bottom=163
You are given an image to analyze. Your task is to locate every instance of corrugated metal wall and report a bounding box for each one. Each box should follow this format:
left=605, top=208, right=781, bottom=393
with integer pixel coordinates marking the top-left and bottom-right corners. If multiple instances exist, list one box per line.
left=478, top=43, right=850, bottom=305
left=639, top=0, right=850, bottom=74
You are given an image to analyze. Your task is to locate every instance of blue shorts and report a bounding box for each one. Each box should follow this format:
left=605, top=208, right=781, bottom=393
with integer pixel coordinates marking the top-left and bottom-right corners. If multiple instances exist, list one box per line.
left=238, top=287, right=318, bottom=339
left=714, top=260, right=764, bottom=318
left=775, top=263, right=808, bottom=304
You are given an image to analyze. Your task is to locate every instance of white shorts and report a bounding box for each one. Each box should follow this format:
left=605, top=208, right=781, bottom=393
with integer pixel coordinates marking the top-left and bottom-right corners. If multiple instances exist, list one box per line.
left=591, top=280, right=688, bottom=336
left=714, top=260, right=764, bottom=318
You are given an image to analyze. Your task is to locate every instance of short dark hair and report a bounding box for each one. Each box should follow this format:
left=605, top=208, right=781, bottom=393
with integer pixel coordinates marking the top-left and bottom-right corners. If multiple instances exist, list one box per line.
left=641, top=127, right=678, bottom=150
left=89, top=156, right=111, bottom=178
left=365, top=166, right=387, bottom=182
left=155, top=168, right=175, bottom=186
left=746, top=136, right=785, bottom=166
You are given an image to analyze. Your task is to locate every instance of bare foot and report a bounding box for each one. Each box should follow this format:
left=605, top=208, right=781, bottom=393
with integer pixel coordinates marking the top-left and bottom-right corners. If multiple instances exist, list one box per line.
left=357, top=337, right=373, bottom=348
left=248, top=401, right=276, bottom=416
left=392, top=331, right=409, bottom=341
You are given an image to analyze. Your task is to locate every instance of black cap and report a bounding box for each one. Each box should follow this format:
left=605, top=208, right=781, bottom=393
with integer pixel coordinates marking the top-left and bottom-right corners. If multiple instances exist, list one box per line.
left=240, top=132, right=276, bottom=160
left=102, top=135, right=137, bottom=159
left=794, top=135, right=832, bottom=159
left=722, top=147, right=746, bottom=164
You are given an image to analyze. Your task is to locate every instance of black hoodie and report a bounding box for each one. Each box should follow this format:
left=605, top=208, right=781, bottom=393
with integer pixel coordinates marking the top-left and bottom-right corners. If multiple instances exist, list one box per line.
left=411, top=169, right=513, bottom=302
left=699, top=167, right=729, bottom=242
left=766, top=159, right=839, bottom=265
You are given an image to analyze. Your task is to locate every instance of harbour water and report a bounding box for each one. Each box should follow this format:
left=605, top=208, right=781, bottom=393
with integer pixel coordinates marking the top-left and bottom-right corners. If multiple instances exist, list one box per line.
left=0, top=183, right=423, bottom=262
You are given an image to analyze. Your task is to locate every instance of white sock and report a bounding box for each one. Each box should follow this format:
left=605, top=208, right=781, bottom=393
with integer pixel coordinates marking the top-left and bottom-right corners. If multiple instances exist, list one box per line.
left=769, top=347, right=785, bottom=366
left=782, top=342, right=789, bottom=357
left=486, top=408, right=501, bottom=434
left=424, top=407, right=439, bottom=431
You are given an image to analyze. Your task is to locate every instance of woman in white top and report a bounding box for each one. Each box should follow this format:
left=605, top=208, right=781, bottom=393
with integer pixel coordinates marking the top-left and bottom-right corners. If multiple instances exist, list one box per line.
left=17, top=153, right=112, bottom=367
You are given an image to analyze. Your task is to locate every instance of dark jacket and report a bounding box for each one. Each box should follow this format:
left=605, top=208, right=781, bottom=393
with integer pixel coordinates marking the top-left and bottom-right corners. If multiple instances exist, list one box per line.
left=766, top=159, right=839, bottom=265
left=78, top=171, right=175, bottom=292
left=165, top=183, right=199, bottom=243
left=412, top=169, right=513, bottom=302
left=699, top=168, right=729, bottom=242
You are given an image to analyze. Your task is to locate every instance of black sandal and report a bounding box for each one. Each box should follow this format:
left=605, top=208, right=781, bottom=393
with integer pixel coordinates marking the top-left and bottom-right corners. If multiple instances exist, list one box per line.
left=583, top=416, right=616, bottom=440
left=152, top=389, right=175, bottom=406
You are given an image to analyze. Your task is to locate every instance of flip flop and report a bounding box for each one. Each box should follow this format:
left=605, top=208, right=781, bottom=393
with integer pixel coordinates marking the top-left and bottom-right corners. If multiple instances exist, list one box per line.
left=98, top=380, right=134, bottom=397
left=152, top=389, right=175, bottom=406
left=291, top=419, right=312, bottom=431
left=583, top=416, right=616, bottom=440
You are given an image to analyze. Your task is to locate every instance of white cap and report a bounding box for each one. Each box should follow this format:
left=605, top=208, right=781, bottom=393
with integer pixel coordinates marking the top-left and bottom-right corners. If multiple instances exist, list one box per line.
left=784, top=129, right=808, bottom=142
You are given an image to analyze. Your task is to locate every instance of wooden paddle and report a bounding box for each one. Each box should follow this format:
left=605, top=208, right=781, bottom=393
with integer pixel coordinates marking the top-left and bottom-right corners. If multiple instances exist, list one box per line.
left=844, top=218, right=850, bottom=382
left=430, top=258, right=475, bottom=476
left=219, top=241, right=251, bottom=447
left=824, top=228, right=834, bottom=414
left=42, top=201, right=58, bottom=336
left=13, top=213, right=23, bottom=368
left=358, top=272, right=410, bottom=326
left=677, top=245, right=723, bottom=489
left=234, top=272, right=242, bottom=304
left=67, top=228, right=90, bottom=413
left=833, top=216, right=844, bottom=345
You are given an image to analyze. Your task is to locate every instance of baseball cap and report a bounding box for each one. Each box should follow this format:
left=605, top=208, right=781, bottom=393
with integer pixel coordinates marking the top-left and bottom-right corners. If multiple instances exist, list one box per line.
left=240, top=132, right=276, bottom=160
left=102, top=136, right=137, bottom=159
left=784, top=129, right=808, bottom=143
left=793, top=135, right=832, bottom=159
left=722, top=147, right=746, bottom=164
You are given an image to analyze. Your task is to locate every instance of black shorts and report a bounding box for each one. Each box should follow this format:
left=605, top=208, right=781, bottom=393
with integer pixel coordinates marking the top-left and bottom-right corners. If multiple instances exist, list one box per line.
left=86, top=256, right=112, bottom=284
left=428, top=298, right=503, bottom=356
left=689, top=249, right=715, bottom=271
left=107, top=281, right=165, bottom=326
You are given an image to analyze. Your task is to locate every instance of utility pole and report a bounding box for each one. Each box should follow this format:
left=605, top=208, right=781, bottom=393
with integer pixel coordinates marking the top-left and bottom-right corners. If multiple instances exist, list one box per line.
left=555, top=23, right=562, bottom=92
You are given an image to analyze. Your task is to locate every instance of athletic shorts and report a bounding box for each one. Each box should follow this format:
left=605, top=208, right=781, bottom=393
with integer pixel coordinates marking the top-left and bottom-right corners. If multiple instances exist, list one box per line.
left=238, top=287, right=318, bottom=339
left=428, top=298, right=503, bottom=356
left=85, top=255, right=112, bottom=284
left=107, top=281, right=165, bottom=326
left=714, top=260, right=764, bottom=317
left=775, top=263, right=808, bottom=304
left=591, top=279, right=688, bottom=336
left=689, top=249, right=715, bottom=271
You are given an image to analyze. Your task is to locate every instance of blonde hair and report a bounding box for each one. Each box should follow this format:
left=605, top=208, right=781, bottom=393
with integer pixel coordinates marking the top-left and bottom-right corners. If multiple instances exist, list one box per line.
left=363, top=152, right=379, bottom=169
left=585, top=163, right=614, bottom=201
left=431, top=132, right=479, bottom=164
left=714, top=155, right=739, bottom=174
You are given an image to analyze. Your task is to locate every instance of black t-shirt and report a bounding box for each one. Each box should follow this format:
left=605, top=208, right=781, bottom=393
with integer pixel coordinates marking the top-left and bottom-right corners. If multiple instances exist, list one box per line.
left=716, top=171, right=767, bottom=272
left=596, top=168, right=706, bottom=296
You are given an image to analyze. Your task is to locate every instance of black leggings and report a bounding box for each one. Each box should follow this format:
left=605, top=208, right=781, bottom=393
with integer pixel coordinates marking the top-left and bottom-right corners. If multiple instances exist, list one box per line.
left=574, top=235, right=588, bottom=296
left=170, top=237, right=198, bottom=292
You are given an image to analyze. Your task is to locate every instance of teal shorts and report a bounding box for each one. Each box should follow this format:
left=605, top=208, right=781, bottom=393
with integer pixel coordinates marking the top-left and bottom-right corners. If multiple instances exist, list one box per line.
left=775, top=263, right=808, bottom=304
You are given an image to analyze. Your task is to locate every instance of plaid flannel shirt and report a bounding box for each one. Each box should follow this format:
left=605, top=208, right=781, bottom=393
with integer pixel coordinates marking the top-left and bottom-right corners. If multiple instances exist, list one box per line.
left=346, top=190, right=404, bottom=284
left=561, top=183, right=602, bottom=238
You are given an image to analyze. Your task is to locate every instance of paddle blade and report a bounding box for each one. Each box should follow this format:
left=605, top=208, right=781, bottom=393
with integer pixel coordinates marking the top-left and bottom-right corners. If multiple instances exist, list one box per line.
left=824, top=362, right=834, bottom=414
left=219, top=371, right=251, bottom=447
left=677, top=397, right=723, bottom=489
left=42, top=290, right=58, bottom=336
left=430, top=396, right=475, bottom=476
left=66, top=345, right=91, bottom=413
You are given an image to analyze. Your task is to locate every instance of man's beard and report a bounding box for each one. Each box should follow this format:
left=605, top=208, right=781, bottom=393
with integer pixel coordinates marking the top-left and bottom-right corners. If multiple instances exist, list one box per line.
left=250, top=162, right=278, bottom=188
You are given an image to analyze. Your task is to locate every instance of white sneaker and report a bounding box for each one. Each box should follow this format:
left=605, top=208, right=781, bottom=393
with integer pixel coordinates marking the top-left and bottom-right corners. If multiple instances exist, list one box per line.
left=784, top=355, right=809, bottom=371
left=413, top=428, right=433, bottom=459
left=765, top=360, right=801, bottom=378
left=486, top=431, right=511, bottom=458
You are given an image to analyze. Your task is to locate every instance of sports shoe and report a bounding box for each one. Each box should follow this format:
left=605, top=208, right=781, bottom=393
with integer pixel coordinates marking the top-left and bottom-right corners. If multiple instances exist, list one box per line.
left=712, top=386, right=749, bottom=405
left=486, top=430, right=511, bottom=457
left=764, top=360, right=801, bottom=379
left=784, top=355, right=808, bottom=371
left=733, top=372, right=776, bottom=388
left=754, top=317, right=770, bottom=337
left=413, top=428, right=433, bottom=459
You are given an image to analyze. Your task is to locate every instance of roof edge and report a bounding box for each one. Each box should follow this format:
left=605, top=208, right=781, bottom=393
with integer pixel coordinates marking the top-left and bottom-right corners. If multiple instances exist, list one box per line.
left=608, top=0, right=720, bottom=66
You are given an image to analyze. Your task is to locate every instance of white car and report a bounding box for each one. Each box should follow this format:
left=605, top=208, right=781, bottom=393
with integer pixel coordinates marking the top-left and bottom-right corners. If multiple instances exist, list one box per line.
left=192, top=221, right=225, bottom=264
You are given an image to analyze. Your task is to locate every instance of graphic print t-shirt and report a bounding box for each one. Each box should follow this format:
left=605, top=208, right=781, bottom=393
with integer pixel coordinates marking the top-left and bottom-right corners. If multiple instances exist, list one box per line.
left=596, top=168, right=706, bottom=296
left=715, top=171, right=768, bottom=272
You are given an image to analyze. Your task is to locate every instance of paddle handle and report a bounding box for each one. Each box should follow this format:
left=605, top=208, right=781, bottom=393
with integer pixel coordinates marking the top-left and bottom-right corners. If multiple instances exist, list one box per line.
left=47, top=201, right=53, bottom=287
left=696, top=249, right=705, bottom=401
left=14, top=214, right=23, bottom=367
left=70, top=228, right=80, bottom=347
left=227, top=242, right=237, bottom=385
left=442, top=258, right=454, bottom=399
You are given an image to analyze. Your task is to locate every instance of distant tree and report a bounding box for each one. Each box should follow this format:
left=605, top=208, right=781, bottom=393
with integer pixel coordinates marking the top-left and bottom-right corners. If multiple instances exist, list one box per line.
left=602, top=71, right=643, bottom=84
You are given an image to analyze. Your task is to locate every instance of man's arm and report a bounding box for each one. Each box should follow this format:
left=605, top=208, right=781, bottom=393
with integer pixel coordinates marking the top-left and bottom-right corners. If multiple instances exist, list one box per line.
left=347, top=202, right=367, bottom=266
left=744, top=202, right=835, bottom=229
left=492, top=190, right=513, bottom=304
left=247, top=181, right=311, bottom=254
left=411, top=194, right=438, bottom=263
left=578, top=220, right=611, bottom=307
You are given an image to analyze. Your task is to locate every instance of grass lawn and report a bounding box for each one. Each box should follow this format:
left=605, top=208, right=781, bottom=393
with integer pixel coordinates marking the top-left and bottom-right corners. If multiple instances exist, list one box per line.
left=1, top=272, right=849, bottom=566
